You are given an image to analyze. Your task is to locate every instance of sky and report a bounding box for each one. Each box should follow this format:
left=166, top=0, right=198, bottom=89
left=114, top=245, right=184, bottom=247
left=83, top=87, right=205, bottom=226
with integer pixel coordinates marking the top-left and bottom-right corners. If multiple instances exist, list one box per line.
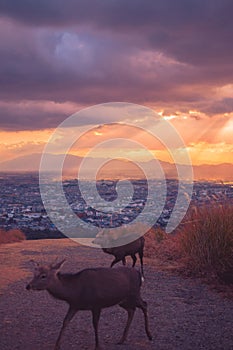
left=0, top=0, right=232, bottom=168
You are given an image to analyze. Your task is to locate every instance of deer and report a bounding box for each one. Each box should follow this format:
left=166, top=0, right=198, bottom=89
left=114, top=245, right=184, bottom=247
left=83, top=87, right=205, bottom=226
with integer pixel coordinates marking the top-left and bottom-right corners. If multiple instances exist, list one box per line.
left=93, top=233, right=145, bottom=280
left=26, top=259, right=152, bottom=350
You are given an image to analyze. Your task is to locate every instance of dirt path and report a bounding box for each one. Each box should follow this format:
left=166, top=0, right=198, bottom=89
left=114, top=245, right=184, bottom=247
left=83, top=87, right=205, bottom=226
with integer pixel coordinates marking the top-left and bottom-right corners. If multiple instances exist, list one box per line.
left=0, top=239, right=233, bottom=350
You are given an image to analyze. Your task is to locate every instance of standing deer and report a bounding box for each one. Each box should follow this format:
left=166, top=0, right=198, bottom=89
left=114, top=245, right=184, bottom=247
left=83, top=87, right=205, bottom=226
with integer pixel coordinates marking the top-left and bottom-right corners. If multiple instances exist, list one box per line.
left=26, top=259, right=152, bottom=350
left=93, top=234, right=145, bottom=279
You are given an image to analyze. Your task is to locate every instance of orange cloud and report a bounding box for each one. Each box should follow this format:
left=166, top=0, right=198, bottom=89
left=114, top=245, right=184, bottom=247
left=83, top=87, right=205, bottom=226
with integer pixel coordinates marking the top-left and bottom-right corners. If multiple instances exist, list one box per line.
left=0, top=112, right=232, bottom=168
left=0, top=129, right=51, bottom=162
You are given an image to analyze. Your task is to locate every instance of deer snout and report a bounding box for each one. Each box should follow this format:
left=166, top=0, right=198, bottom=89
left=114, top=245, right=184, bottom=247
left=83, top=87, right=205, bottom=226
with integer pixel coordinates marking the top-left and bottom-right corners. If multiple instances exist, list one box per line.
left=26, top=283, right=31, bottom=290
left=92, top=238, right=100, bottom=245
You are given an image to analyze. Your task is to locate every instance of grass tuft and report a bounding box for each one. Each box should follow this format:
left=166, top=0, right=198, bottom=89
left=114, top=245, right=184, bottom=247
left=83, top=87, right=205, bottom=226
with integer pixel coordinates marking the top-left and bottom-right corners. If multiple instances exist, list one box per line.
left=145, top=227, right=182, bottom=265
left=145, top=203, right=233, bottom=287
left=178, top=204, right=233, bottom=278
left=0, top=229, right=26, bottom=244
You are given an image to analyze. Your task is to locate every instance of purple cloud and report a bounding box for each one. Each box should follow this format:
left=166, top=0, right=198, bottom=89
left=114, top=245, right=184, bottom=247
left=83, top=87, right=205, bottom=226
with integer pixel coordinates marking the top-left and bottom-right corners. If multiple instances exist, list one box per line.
left=0, top=1, right=232, bottom=130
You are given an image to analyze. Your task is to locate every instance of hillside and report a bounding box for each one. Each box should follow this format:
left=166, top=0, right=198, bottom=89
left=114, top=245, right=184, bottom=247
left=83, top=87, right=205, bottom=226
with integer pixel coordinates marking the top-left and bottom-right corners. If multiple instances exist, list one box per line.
left=0, top=239, right=233, bottom=350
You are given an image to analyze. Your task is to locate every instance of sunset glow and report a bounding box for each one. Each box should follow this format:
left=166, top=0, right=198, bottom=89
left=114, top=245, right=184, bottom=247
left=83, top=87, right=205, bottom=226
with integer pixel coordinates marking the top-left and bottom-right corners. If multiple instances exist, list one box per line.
left=0, top=112, right=232, bottom=167
left=0, top=1, right=232, bottom=177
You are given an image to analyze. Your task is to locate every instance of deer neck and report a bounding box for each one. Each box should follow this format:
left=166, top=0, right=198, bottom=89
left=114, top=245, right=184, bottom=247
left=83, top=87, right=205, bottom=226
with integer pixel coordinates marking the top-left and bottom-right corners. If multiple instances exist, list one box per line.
left=103, top=247, right=112, bottom=254
left=47, top=273, right=73, bottom=302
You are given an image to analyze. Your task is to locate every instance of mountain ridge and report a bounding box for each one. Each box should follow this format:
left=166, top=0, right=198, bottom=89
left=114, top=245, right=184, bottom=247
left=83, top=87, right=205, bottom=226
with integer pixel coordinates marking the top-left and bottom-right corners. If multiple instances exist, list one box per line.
left=0, top=153, right=232, bottom=181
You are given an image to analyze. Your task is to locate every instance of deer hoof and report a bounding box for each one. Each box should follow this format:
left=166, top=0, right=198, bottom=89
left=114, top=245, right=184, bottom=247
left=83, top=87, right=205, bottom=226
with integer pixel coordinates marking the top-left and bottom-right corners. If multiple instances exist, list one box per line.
left=148, top=333, right=153, bottom=341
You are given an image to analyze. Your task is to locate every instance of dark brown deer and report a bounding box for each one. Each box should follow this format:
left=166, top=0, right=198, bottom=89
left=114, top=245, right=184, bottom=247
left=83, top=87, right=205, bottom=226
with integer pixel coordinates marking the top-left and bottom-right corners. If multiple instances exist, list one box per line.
left=26, top=259, right=152, bottom=350
left=93, top=234, right=145, bottom=279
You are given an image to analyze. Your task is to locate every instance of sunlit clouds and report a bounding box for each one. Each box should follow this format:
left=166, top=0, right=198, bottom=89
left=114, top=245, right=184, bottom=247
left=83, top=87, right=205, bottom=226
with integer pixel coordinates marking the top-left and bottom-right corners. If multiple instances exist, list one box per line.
left=0, top=1, right=232, bottom=170
left=0, top=112, right=232, bottom=166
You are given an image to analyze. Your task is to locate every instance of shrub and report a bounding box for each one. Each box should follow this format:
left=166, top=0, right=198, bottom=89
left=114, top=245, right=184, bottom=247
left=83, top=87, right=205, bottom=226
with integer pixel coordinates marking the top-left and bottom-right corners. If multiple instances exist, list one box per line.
left=0, top=229, right=26, bottom=244
left=178, top=204, right=233, bottom=276
left=145, top=227, right=182, bottom=263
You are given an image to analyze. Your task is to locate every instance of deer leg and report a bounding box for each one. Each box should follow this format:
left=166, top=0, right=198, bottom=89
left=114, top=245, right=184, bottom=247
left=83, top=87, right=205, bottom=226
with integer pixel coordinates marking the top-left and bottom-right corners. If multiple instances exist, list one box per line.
left=54, top=307, right=76, bottom=350
left=92, top=308, right=101, bottom=350
left=136, top=298, right=152, bottom=341
left=139, top=250, right=144, bottom=279
left=110, top=257, right=122, bottom=268
left=118, top=307, right=135, bottom=344
left=131, top=254, right=137, bottom=267
left=122, top=256, right=126, bottom=265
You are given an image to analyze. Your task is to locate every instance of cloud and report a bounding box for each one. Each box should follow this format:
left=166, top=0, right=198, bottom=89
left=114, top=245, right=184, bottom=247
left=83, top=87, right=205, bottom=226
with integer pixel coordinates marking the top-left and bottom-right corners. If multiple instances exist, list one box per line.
left=0, top=18, right=222, bottom=105
left=200, top=98, right=233, bottom=116
left=0, top=140, right=45, bottom=162
left=0, top=100, right=82, bottom=130
left=0, top=0, right=232, bottom=66
left=0, top=1, right=232, bottom=133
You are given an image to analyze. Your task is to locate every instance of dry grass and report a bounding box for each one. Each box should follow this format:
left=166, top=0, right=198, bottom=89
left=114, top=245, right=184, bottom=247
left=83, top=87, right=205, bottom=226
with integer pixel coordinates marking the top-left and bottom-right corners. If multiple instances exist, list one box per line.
left=144, top=227, right=183, bottom=271
left=0, top=229, right=26, bottom=244
left=178, top=204, right=233, bottom=278
left=145, top=203, right=233, bottom=287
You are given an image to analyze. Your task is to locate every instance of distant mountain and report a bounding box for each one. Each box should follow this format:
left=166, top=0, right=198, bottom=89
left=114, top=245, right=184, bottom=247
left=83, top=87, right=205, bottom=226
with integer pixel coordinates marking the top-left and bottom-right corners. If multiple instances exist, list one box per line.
left=0, top=153, right=82, bottom=172
left=0, top=153, right=232, bottom=181
left=193, top=163, right=233, bottom=181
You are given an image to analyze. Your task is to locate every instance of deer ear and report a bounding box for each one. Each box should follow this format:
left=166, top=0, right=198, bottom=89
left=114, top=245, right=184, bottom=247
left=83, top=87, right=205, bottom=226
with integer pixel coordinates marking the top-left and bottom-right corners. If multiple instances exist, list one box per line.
left=51, top=259, right=66, bottom=271
left=29, top=259, right=40, bottom=270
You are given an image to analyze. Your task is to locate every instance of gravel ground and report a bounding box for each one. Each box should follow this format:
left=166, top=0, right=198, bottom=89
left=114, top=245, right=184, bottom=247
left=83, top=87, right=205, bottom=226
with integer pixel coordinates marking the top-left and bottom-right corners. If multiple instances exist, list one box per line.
left=0, top=239, right=233, bottom=350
